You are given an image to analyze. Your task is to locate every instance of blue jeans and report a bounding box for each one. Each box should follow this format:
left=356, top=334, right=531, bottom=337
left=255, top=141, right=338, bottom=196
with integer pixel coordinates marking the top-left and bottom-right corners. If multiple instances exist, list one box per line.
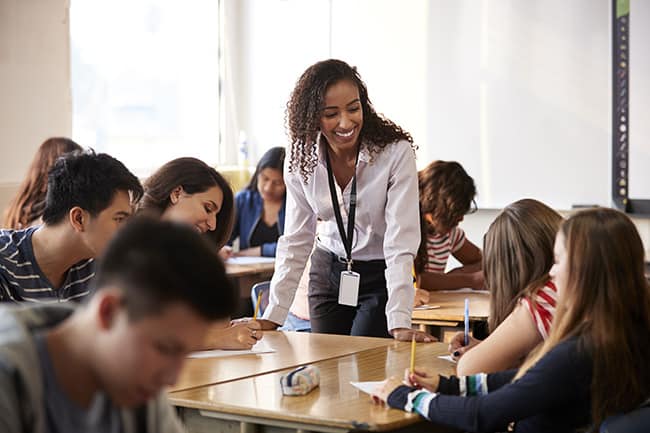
left=279, top=311, right=311, bottom=332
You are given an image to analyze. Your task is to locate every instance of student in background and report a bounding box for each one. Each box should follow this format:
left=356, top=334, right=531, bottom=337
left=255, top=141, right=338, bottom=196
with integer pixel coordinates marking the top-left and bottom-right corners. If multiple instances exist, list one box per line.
left=3, top=137, right=82, bottom=229
left=139, top=157, right=261, bottom=349
left=448, top=199, right=562, bottom=375
left=0, top=218, right=239, bottom=433
left=413, top=161, right=483, bottom=306
left=138, top=157, right=234, bottom=249
left=0, top=150, right=143, bottom=303
left=259, top=59, right=433, bottom=341
left=222, top=146, right=286, bottom=258
left=374, top=207, right=650, bottom=433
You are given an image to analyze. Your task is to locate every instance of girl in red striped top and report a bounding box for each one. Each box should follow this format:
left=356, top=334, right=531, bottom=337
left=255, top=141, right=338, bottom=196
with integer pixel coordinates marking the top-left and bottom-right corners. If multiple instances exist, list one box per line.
left=449, top=199, right=563, bottom=375
left=413, top=161, right=483, bottom=306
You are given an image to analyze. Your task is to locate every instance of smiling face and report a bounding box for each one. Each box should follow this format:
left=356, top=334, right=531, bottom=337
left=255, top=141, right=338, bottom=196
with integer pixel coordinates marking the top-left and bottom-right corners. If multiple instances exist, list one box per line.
left=319, top=79, right=364, bottom=154
left=162, top=186, right=223, bottom=233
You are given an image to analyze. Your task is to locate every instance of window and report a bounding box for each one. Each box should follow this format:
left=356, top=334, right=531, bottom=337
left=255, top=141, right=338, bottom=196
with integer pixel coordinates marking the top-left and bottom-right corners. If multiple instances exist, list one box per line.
left=70, top=0, right=221, bottom=175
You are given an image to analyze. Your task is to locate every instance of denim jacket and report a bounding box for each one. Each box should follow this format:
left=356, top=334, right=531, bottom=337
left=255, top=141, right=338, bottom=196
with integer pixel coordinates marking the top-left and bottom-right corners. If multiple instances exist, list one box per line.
left=229, top=189, right=285, bottom=257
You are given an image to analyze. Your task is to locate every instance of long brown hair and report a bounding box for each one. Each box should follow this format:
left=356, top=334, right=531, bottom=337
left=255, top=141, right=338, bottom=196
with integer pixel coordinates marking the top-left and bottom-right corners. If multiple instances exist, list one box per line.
left=285, top=59, right=414, bottom=183
left=517, top=208, right=650, bottom=427
left=138, top=158, right=235, bottom=249
left=414, top=160, right=476, bottom=274
left=483, top=199, right=562, bottom=332
left=3, top=137, right=82, bottom=229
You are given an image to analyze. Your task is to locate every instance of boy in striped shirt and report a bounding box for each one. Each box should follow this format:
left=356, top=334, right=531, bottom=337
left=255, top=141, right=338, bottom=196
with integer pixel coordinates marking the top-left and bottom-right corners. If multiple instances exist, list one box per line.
left=0, top=150, right=142, bottom=303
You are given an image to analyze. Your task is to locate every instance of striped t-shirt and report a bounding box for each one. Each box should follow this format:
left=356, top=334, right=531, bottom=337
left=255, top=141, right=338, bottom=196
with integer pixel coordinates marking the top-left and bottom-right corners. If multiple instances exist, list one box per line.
left=423, top=227, right=467, bottom=273
left=521, top=281, right=558, bottom=340
left=0, top=226, right=95, bottom=303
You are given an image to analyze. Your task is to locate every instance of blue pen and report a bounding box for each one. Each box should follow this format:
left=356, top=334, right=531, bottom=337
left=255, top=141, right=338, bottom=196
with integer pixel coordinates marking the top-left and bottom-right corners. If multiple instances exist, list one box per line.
left=464, top=298, right=470, bottom=346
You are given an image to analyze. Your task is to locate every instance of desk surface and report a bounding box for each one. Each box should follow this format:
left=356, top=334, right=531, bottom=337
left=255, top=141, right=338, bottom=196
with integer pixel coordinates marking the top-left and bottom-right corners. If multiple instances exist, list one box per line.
left=412, top=290, right=490, bottom=323
left=170, top=341, right=456, bottom=432
left=170, top=331, right=394, bottom=392
left=226, top=260, right=275, bottom=278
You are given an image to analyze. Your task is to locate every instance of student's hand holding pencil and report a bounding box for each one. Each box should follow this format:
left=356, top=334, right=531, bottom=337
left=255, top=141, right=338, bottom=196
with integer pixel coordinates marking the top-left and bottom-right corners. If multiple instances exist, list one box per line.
left=404, top=366, right=440, bottom=392
left=203, top=321, right=263, bottom=350
left=448, top=332, right=480, bottom=360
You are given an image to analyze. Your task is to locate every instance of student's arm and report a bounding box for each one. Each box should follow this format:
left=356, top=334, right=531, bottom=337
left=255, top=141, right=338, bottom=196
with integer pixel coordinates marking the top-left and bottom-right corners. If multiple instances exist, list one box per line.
left=383, top=339, right=589, bottom=433
left=452, top=303, right=542, bottom=375
left=202, top=321, right=263, bottom=350
left=417, top=238, right=483, bottom=291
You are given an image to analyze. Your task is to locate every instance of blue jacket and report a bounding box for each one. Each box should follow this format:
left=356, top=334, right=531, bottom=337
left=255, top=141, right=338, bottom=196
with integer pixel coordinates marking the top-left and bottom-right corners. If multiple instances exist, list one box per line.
left=229, top=189, right=286, bottom=257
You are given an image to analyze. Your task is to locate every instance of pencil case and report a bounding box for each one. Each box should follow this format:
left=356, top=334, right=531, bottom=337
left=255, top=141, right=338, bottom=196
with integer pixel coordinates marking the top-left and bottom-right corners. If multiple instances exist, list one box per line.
left=280, top=365, right=320, bottom=396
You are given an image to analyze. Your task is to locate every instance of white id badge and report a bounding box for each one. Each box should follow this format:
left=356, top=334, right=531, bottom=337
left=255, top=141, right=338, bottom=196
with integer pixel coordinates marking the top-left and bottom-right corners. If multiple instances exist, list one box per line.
left=338, top=270, right=360, bottom=306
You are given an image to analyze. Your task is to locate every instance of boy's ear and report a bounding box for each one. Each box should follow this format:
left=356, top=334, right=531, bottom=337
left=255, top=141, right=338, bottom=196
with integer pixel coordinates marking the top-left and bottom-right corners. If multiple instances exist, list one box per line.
left=69, top=207, right=87, bottom=232
left=96, top=290, right=123, bottom=330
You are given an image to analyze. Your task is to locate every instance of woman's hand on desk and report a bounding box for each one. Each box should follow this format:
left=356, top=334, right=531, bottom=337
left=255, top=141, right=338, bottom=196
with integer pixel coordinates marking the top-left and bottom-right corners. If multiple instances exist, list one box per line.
left=219, top=246, right=234, bottom=260
left=233, top=246, right=262, bottom=257
left=448, top=331, right=480, bottom=360
left=391, top=328, right=437, bottom=342
left=203, top=321, right=264, bottom=350
left=371, top=377, right=405, bottom=405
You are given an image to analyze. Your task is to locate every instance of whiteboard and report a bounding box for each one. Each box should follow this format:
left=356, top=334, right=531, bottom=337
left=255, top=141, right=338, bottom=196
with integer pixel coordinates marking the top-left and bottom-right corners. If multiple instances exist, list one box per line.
left=424, top=1, right=616, bottom=210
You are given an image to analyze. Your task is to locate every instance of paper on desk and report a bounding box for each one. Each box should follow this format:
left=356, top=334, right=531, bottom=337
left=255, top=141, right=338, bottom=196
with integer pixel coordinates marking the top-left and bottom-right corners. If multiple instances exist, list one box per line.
left=350, top=380, right=386, bottom=395
left=188, top=341, right=276, bottom=359
left=227, top=256, right=275, bottom=265
left=440, top=288, right=489, bottom=294
left=437, top=355, right=457, bottom=363
left=413, top=304, right=441, bottom=311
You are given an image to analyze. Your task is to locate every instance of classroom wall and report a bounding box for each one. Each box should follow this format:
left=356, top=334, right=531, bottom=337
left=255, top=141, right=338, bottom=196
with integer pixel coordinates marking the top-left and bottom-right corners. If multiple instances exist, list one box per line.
left=0, top=0, right=72, bottom=192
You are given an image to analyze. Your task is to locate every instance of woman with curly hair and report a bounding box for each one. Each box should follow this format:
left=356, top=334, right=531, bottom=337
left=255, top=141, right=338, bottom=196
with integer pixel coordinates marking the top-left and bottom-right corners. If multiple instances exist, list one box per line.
left=3, top=137, right=82, bottom=229
left=413, top=160, right=483, bottom=306
left=258, top=59, right=434, bottom=341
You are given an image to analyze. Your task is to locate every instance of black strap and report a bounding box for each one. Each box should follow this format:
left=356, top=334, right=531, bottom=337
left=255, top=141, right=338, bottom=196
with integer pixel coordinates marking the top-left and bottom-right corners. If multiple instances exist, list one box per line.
left=325, top=148, right=359, bottom=269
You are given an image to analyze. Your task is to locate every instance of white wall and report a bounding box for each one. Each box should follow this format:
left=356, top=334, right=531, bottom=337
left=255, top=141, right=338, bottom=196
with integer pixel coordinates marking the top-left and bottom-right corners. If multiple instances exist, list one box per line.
left=0, top=0, right=72, bottom=188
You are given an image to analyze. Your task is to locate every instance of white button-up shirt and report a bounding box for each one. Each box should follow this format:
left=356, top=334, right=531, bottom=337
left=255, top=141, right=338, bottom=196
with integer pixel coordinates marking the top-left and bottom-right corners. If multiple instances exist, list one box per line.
left=264, top=139, right=420, bottom=331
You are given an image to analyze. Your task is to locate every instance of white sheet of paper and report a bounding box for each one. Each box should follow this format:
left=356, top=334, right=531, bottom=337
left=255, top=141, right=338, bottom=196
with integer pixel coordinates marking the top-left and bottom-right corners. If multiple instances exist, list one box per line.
left=227, top=256, right=276, bottom=265
left=350, top=380, right=386, bottom=395
left=188, top=341, right=276, bottom=359
left=437, top=355, right=457, bottom=363
left=413, top=304, right=441, bottom=310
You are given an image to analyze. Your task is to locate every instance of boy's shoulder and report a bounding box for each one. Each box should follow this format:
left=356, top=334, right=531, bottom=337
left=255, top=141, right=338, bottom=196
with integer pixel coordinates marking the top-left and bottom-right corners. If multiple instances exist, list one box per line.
left=0, top=227, right=38, bottom=259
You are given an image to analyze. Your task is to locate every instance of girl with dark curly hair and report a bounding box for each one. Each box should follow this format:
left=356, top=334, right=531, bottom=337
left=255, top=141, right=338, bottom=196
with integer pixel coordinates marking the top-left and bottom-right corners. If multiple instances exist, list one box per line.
left=413, top=160, right=483, bottom=306
left=258, top=59, right=434, bottom=342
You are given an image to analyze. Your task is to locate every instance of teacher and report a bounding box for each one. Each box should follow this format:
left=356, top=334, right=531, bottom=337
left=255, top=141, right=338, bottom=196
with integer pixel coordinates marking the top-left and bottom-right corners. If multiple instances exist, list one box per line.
left=259, top=59, right=433, bottom=341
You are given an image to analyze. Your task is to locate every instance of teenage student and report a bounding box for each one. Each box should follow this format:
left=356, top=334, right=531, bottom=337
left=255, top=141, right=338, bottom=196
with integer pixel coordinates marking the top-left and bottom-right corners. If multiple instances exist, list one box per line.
left=222, top=146, right=286, bottom=258
left=3, top=137, right=83, bottom=229
left=0, top=150, right=143, bottom=303
left=139, top=157, right=262, bottom=349
left=374, top=207, right=650, bottom=433
left=449, top=199, right=562, bottom=375
left=413, top=160, right=483, bottom=306
left=258, top=59, right=433, bottom=341
left=0, top=218, right=239, bottom=433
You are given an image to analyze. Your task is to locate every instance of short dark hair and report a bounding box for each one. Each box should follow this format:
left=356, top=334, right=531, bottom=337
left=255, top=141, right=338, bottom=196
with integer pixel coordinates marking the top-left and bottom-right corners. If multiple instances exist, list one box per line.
left=246, top=146, right=286, bottom=192
left=42, top=150, right=143, bottom=225
left=138, top=157, right=235, bottom=249
left=94, top=217, right=238, bottom=321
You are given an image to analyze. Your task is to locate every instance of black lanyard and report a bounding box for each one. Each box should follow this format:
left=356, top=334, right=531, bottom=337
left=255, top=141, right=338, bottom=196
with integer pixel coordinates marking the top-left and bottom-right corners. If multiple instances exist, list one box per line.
left=325, top=148, right=358, bottom=272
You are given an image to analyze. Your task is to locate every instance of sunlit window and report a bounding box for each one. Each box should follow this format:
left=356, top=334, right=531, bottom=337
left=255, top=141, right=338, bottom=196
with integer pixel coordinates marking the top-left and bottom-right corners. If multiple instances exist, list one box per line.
left=70, top=0, right=221, bottom=175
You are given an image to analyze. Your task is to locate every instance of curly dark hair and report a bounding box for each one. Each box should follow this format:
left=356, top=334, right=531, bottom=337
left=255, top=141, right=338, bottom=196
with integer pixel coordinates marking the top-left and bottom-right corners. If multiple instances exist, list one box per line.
left=414, top=160, right=476, bottom=274
left=285, top=59, right=415, bottom=183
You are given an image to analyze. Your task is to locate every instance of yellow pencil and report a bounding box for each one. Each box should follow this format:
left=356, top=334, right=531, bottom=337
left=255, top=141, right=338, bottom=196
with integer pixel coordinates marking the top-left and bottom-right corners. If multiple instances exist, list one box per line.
left=253, top=290, right=263, bottom=320
left=410, top=334, right=416, bottom=374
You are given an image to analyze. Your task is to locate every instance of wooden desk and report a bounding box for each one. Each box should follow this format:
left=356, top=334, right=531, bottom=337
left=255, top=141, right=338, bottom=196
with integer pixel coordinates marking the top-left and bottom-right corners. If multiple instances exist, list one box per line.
left=170, top=331, right=393, bottom=392
left=226, top=259, right=275, bottom=316
left=171, top=341, right=457, bottom=433
left=412, top=291, right=490, bottom=340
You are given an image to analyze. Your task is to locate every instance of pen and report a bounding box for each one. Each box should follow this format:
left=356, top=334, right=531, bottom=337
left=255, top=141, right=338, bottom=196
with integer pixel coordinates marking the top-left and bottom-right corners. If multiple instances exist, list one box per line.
left=464, top=298, right=469, bottom=346
left=410, top=334, right=416, bottom=374
left=253, top=290, right=263, bottom=320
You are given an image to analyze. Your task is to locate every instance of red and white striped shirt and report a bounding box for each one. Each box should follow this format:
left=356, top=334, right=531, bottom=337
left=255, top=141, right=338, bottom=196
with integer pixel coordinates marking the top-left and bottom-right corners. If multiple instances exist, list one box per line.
left=423, top=227, right=466, bottom=273
left=521, top=281, right=558, bottom=340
